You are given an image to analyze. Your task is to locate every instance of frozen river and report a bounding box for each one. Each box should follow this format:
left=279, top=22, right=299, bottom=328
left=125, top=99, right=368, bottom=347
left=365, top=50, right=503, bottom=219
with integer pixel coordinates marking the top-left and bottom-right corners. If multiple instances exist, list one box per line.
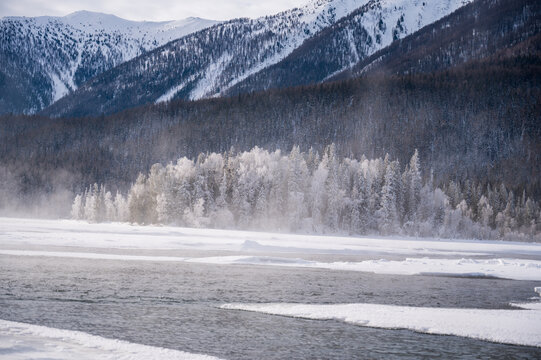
left=1, top=218, right=540, bottom=359
left=1, top=250, right=541, bottom=358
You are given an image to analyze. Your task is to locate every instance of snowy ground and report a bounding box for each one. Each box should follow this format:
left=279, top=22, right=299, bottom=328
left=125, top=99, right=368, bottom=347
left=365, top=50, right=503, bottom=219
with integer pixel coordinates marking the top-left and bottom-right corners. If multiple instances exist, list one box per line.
left=221, top=298, right=541, bottom=347
left=1, top=217, right=540, bottom=257
left=0, top=320, right=220, bottom=360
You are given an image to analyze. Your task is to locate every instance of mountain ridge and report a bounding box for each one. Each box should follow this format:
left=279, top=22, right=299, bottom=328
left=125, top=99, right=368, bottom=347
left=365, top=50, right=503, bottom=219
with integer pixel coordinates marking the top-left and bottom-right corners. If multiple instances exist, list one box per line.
left=330, top=0, right=541, bottom=80
left=42, top=0, right=472, bottom=118
left=226, top=0, right=474, bottom=96
left=0, top=11, right=219, bottom=114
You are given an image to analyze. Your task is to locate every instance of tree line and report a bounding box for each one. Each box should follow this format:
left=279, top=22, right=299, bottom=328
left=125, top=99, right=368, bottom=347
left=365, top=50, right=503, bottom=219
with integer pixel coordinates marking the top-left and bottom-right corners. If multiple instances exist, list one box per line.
left=72, top=146, right=540, bottom=241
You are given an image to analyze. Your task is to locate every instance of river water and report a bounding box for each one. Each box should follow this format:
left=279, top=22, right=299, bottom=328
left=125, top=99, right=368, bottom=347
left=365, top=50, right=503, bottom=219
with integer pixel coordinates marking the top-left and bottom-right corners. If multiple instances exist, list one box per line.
left=1, top=250, right=540, bottom=359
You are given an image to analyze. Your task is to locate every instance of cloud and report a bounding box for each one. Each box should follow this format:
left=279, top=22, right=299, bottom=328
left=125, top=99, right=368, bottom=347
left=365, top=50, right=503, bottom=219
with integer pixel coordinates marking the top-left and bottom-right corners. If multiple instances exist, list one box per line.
left=0, top=0, right=309, bottom=21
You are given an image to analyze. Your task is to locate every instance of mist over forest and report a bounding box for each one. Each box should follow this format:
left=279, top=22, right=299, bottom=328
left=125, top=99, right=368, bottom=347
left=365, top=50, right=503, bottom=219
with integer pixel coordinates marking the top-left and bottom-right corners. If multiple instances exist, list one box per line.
left=1, top=59, right=539, bottom=226
left=71, top=146, right=540, bottom=241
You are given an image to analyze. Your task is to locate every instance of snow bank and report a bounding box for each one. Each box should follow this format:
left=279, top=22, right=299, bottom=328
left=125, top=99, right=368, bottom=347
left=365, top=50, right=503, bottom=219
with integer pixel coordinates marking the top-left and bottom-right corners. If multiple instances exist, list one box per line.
left=0, top=319, right=220, bottom=360
left=221, top=302, right=541, bottom=347
left=2, top=217, right=541, bottom=257
left=511, top=302, right=541, bottom=311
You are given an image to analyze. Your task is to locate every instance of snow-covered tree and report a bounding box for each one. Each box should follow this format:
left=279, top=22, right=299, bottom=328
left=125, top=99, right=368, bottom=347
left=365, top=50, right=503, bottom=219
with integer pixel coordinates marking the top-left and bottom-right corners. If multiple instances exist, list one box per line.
left=377, top=158, right=400, bottom=234
left=287, top=146, right=308, bottom=230
left=70, top=145, right=540, bottom=241
left=114, top=192, right=128, bottom=222
left=71, top=194, right=83, bottom=220
left=407, top=149, right=422, bottom=222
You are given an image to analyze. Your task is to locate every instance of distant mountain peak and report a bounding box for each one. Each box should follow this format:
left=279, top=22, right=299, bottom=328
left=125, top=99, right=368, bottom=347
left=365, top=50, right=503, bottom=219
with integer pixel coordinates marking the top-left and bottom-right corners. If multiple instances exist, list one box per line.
left=61, top=10, right=134, bottom=28
left=63, top=10, right=114, bottom=18
left=0, top=12, right=220, bottom=114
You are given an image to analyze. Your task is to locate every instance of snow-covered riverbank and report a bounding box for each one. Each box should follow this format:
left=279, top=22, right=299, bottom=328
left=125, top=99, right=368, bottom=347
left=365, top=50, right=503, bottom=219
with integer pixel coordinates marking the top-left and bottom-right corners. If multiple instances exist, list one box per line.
left=2, top=217, right=541, bottom=280
left=0, top=320, right=220, bottom=360
left=1, top=217, right=540, bottom=256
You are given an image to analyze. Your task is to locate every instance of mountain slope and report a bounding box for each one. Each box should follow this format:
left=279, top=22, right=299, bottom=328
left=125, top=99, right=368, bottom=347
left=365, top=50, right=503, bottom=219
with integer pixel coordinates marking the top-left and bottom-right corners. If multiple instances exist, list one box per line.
left=226, top=0, right=473, bottom=95
left=331, top=0, right=541, bottom=79
left=0, top=12, right=218, bottom=114
left=42, top=0, right=365, bottom=117
left=43, top=0, right=475, bottom=118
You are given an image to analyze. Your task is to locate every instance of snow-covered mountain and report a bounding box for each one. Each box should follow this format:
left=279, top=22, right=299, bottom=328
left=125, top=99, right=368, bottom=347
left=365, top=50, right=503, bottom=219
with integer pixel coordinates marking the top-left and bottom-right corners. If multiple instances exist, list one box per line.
left=330, top=0, right=541, bottom=80
left=43, top=0, right=474, bottom=118
left=227, top=0, right=474, bottom=95
left=0, top=11, right=218, bottom=114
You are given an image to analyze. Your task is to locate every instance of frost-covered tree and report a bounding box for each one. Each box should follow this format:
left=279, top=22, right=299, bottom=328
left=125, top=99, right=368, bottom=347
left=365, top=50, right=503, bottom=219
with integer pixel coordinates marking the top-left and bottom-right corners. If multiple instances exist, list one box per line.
left=71, top=194, right=84, bottom=220
left=104, top=191, right=115, bottom=221
left=407, top=149, right=422, bottom=222
left=70, top=145, right=540, bottom=241
left=310, top=153, right=329, bottom=232
left=114, top=191, right=128, bottom=222
left=128, top=174, right=156, bottom=224
left=377, top=158, right=400, bottom=234
left=287, top=146, right=308, bottom=230
left=83, top=184, right=98, bottom=222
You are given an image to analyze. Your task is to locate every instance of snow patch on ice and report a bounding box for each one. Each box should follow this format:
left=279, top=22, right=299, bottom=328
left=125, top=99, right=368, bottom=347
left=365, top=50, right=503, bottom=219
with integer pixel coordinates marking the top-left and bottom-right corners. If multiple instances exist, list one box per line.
left=0, top=250, right=187, bottom=262
left=2, top=249, right=540, bottom=281
left=0, top=319, right=221, bottom=360
left=511, top=287, right=541, bottom=310
left=221, top=302, right=541, bottom=347
left=187, top=256, right=541, bottom=281
left=511, top=302, right=541, bottom=311
left=187, top=255, right=314, bottom=266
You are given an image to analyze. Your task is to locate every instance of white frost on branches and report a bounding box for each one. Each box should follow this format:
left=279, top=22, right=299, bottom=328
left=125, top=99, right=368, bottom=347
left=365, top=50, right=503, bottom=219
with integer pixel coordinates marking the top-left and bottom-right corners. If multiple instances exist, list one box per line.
left=71, top=146, right=540, bottom=240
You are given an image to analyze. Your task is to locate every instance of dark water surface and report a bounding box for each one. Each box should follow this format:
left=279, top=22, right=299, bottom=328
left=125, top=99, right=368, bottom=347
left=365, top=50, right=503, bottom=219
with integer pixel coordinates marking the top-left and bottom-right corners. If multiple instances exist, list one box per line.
left=1, top=252, right=540, bottom=359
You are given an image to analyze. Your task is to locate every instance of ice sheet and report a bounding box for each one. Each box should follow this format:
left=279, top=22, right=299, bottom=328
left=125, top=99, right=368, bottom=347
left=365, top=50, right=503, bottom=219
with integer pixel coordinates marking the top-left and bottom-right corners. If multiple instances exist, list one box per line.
left=2, top=250, right=540, bottom=281
left=221, top=302, right=541, bottom=347
left=188, top=256, right=541, bottom=281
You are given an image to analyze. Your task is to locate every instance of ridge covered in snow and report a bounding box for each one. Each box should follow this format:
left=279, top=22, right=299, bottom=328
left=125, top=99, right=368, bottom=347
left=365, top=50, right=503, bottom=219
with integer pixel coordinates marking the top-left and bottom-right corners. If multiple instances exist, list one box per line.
left=226, top=0, right=474, bottom=95
left=0, top=11, right=218, bottom=113
left=43, top=0, right=474, bottom=117
left=141, top=0, right=368, bottom=102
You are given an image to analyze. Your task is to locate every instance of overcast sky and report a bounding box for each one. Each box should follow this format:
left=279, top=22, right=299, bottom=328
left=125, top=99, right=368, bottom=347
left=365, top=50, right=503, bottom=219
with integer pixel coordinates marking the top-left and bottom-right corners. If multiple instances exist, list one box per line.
left=0, top=0, right=309, bottom=21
